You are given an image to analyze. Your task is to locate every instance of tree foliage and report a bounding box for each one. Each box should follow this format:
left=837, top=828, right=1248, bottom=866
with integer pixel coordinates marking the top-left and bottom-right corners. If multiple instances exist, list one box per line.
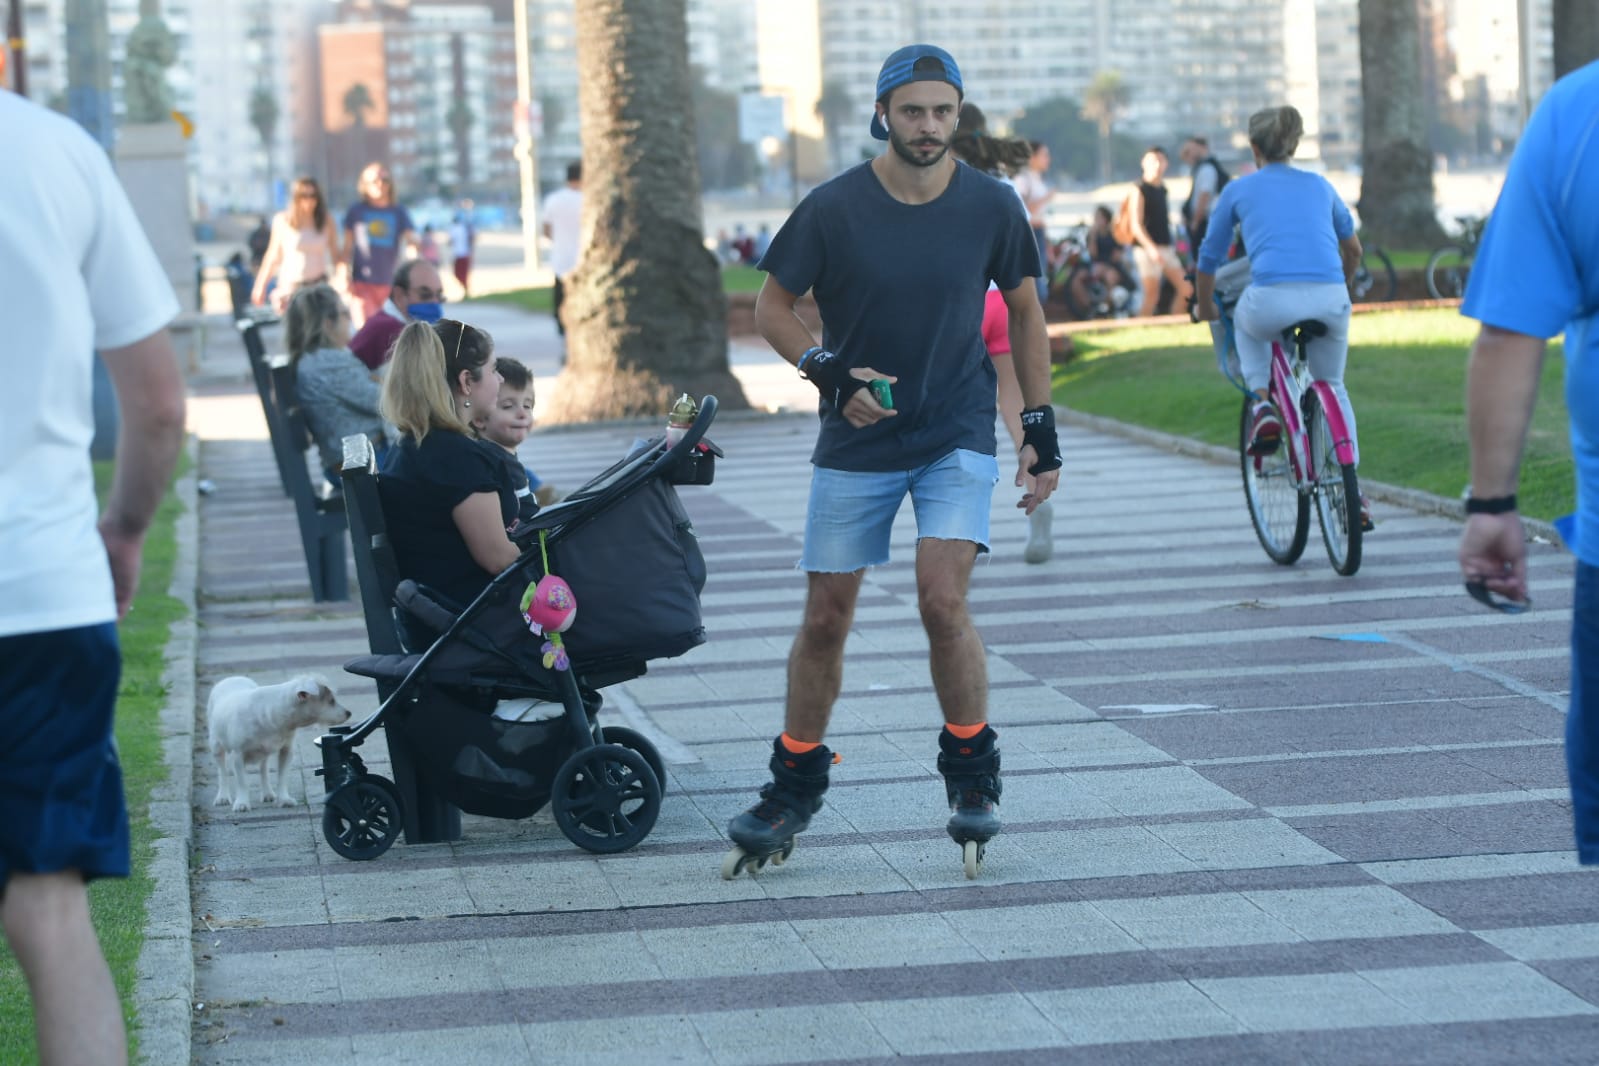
left=1013, top=95, right=1143, bottom=184
left=815, top=77, right=854, bottom=174
left=691, top=67, right=757, bottom=191
left=1080, top=70, right=1130, bottom=185
left=342, top=82, right=374, bottom=129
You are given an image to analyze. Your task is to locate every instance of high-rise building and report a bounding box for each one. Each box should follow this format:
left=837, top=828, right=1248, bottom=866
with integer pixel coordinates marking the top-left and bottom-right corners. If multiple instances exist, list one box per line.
left=318, top=2, right=518, bottom=202
left=815, top=0, right=1290, bottom=172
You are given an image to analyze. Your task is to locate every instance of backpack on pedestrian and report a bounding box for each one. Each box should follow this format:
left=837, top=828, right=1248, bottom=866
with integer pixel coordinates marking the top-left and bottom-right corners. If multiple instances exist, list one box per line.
left=1111, top=192, right=1136, bottom=246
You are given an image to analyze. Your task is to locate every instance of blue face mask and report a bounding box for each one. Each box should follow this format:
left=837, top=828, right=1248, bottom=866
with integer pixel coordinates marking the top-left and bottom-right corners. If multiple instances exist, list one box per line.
left=406, top=301, right=443, bottom=324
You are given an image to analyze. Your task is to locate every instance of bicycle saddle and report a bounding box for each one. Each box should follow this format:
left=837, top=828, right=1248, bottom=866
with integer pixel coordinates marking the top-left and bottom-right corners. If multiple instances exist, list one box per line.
left=1287, top=319, right=1329, bottom=340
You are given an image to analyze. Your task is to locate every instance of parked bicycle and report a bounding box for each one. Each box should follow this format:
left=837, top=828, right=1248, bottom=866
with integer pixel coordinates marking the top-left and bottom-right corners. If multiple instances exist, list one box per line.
left=1350, top=246, right=1397, bottom=303
left=1425, top=215, right=1485, bottom=300
left=1049, top=224, right=1136, bottom=320
left=1213, top=295, right=1364, bottom=575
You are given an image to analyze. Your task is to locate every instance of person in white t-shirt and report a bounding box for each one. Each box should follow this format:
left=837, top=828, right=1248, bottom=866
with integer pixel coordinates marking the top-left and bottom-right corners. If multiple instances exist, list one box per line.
left=541, top=160, right=584, bottom=341
left=0, top=90, right=187, bottom=1065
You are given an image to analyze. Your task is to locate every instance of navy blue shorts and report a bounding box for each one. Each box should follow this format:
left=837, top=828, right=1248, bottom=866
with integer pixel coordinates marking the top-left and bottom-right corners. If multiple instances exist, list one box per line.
left=0, top=624, right=129, bottom=888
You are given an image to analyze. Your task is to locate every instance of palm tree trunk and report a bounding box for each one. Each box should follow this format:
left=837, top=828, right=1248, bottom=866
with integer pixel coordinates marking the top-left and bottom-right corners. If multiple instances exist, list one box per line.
left=1098, top=121, right=1111, bottom=186
left=550, top=0, right=749, bottom=422
left=1356, top=0, right=1445, bottom=247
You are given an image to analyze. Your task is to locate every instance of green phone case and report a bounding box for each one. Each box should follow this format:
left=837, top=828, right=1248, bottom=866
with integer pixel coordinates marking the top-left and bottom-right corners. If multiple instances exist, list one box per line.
left=870, top=378, right=894, bottom=410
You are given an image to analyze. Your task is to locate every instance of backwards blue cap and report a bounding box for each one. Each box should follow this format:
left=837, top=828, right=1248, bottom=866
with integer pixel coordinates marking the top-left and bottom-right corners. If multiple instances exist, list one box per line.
left=869, top=44, right=963, bottom=141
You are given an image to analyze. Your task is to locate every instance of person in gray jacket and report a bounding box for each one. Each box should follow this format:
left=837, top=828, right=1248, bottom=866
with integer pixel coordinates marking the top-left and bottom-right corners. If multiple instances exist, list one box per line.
left=285, top=283, right=389, bottom=475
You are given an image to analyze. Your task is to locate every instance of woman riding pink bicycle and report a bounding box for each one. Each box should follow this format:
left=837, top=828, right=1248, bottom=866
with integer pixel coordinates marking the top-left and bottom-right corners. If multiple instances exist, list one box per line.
left=1192, top=105, right=1371, bottom=529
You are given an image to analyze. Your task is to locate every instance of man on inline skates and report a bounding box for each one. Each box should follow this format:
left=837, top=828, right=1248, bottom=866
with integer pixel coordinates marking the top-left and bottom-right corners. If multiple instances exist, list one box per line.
left=723, top=43, right=1061, bottom=880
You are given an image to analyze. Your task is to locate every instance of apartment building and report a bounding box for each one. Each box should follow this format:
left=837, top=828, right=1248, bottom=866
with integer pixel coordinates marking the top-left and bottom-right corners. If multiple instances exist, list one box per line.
left=318, top=2, right=518, bottom=200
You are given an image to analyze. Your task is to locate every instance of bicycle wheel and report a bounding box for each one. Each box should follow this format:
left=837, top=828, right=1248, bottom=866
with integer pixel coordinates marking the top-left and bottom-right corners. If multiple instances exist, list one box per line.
left=1351, top=247, right=1397, bottom=303
left=1305, top=391, right=1362, bottom=576
left=1425, top=244, right=1471, bottom=300
left=1239, top=395, right=1309, bottom=565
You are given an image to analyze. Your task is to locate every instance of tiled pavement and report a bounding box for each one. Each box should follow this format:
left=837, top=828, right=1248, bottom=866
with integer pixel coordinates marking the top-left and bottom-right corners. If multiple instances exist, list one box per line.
left=171, top=309, right=1599, bottom=1064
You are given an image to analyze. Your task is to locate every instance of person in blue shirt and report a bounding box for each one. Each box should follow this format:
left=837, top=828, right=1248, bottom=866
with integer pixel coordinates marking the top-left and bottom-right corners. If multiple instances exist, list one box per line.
left=1456, top=60, right=1599, bottom=866
left=1193, top=106, right=1366, bottom=523
left=721, top=43, right=1061, bottom=877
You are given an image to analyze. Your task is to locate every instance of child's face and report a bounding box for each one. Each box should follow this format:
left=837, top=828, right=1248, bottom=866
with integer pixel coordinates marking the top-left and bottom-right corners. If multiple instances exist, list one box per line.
left=484, top=383, right=534, bottom=449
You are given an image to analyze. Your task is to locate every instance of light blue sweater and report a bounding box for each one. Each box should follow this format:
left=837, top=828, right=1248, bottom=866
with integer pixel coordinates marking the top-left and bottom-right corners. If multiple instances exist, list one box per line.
left=1196, top=163, right=1355, bottom=286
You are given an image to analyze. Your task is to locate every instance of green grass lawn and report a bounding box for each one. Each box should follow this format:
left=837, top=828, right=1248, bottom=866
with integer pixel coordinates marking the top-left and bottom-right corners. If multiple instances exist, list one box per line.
left=1057, top=307, right=1575, bottom=522
left=0, top=462, right=188, bottom=1064
left=472, top=264, right=766, bottom=315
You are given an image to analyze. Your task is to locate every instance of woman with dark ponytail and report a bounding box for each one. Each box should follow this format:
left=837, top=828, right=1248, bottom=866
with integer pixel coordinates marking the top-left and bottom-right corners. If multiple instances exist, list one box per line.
left=950, top=102, right=1056, bottom=564
left=377, top=318, right=522, bottom=603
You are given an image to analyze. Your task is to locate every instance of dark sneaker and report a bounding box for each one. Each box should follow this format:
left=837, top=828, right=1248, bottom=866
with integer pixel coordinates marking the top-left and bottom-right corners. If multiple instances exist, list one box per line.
left=1360, top=494, right=1375, bottom=532
left=1247, top=400, right=1282, bottom=456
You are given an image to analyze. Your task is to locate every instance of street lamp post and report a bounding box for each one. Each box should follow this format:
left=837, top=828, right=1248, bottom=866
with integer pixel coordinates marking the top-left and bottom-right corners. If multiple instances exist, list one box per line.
left=512, top=0, right=541, bottom=276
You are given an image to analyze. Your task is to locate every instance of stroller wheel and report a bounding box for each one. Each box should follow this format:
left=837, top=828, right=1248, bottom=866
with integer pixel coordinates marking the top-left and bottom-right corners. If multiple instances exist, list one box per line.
left=600, top=725, right=667, bottom=792
left=552, top=743, right=661, bottom=854
left=322, top=776, right=402, bottom=861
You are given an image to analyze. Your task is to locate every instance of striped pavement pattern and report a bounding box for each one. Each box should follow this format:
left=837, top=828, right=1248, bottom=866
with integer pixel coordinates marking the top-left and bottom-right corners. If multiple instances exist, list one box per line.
left=189, top=412, right=1599, bottom=1065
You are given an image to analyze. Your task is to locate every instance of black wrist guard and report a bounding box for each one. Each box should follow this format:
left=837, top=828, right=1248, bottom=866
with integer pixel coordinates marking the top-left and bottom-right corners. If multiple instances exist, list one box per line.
left=800, top=349, right=865, bottom=408
left=1020, top=405, right=1062, bottom=476
left=1464, top=494, right=1517, bottom=515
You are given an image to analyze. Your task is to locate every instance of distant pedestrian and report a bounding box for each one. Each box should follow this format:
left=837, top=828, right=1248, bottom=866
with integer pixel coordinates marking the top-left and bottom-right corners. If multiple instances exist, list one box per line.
left=1125, top=146, right=1193, bottom=316
left=251, top=176, right=341, bottom=313
left=342, top=162, right=419, bottom=327
left=418, top=223, right=442, bottom=265
left=949, top=99, right=1055, bottom=564
left=450, top=200, right=476, bottom=299
left=1, top=90, right=188, bottom=1066
left=1179, top=135, right=1229, bottom=262
left=541, top=161, right=583, bottom=340
left=1455, top=59, right=1599, bottom=865
left=1010, top=140, right=1054, bottom=303
left=723, top=43, right=1060, bottom=880
left=347, top=259, right=446, bottom=372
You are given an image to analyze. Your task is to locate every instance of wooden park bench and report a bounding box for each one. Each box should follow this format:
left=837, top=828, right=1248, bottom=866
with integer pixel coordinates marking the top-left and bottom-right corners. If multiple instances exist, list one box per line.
left=336, top=434, right=462, bottom=844
left=235, top=314, right=350, bottom=602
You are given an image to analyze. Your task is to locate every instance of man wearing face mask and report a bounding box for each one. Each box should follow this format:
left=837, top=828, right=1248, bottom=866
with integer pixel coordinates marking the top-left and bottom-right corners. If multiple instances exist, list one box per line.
left=349, top=259, right=445, bottom=372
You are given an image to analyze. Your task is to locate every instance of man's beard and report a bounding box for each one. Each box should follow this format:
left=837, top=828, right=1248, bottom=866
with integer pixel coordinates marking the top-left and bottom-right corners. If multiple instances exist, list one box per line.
left=889, top=129, right=950, bottom=168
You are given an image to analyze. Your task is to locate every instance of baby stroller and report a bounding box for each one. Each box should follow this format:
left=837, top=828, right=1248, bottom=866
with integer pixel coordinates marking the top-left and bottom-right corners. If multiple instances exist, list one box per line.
left=316, top=397, right=721, bottom=860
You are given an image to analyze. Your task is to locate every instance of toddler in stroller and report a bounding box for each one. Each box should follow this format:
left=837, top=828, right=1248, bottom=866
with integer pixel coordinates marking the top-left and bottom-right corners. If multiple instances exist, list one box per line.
left=317, top=396, right=722, bottom=860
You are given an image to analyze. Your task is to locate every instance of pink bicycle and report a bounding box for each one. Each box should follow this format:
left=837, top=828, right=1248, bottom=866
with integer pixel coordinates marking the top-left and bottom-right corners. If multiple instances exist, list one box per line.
left=1218, top=307, right=1363, bottom=575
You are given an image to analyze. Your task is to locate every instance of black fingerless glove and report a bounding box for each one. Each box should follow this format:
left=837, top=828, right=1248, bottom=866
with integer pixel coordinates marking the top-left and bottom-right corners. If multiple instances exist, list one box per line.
left=1020, top=405, right=1063, bottom=476
left=799, top=348, right=866, bottom=408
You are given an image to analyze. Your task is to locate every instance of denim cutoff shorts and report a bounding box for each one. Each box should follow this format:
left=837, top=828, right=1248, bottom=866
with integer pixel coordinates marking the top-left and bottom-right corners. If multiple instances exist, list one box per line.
left=800, top=448, right=1000, bottom=573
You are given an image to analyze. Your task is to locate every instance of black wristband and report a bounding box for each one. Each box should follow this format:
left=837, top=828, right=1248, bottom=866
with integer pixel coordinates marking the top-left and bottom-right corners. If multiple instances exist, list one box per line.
left=1464, top=494, right=1517, bottom=515
left=1019, top=405, right=1062, bottom=476
left=799, top=349, right=864, bottom=408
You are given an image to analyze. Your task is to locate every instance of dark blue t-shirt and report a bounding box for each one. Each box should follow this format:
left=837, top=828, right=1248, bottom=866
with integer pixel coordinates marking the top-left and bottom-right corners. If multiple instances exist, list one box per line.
left=758, top=161, right=1039, bottom=472
left=379, top=430, right=518, bottom=606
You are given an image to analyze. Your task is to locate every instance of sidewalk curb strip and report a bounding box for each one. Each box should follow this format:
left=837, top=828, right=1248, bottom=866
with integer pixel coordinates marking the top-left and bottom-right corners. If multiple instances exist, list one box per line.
left=133, top=435, right=199, bottom=1066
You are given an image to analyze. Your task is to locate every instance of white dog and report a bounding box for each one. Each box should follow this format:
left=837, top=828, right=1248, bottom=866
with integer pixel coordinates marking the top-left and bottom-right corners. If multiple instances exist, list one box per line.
left=208, top=674, right=351, bottom=812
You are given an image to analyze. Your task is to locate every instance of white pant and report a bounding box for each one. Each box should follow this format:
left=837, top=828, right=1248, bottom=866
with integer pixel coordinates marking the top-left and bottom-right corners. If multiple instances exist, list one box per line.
left=1234, top=281, right=1358, bottom=466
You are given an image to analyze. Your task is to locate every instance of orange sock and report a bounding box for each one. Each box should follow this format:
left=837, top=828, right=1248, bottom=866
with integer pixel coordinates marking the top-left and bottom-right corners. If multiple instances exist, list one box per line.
left=943, top=722, right=987, bottom=739
left=779, top=733, right=821, bottom=754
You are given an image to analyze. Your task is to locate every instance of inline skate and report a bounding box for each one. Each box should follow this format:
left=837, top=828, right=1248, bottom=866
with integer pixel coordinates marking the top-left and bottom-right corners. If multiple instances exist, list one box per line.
left=938, top=726, right=1002, bottom=879
left=720, top=737, right=833, bottom=879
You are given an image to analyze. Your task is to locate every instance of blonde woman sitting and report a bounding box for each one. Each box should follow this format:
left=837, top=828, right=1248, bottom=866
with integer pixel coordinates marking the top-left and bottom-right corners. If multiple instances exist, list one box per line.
left=378, top=319, right=521, bottom=607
